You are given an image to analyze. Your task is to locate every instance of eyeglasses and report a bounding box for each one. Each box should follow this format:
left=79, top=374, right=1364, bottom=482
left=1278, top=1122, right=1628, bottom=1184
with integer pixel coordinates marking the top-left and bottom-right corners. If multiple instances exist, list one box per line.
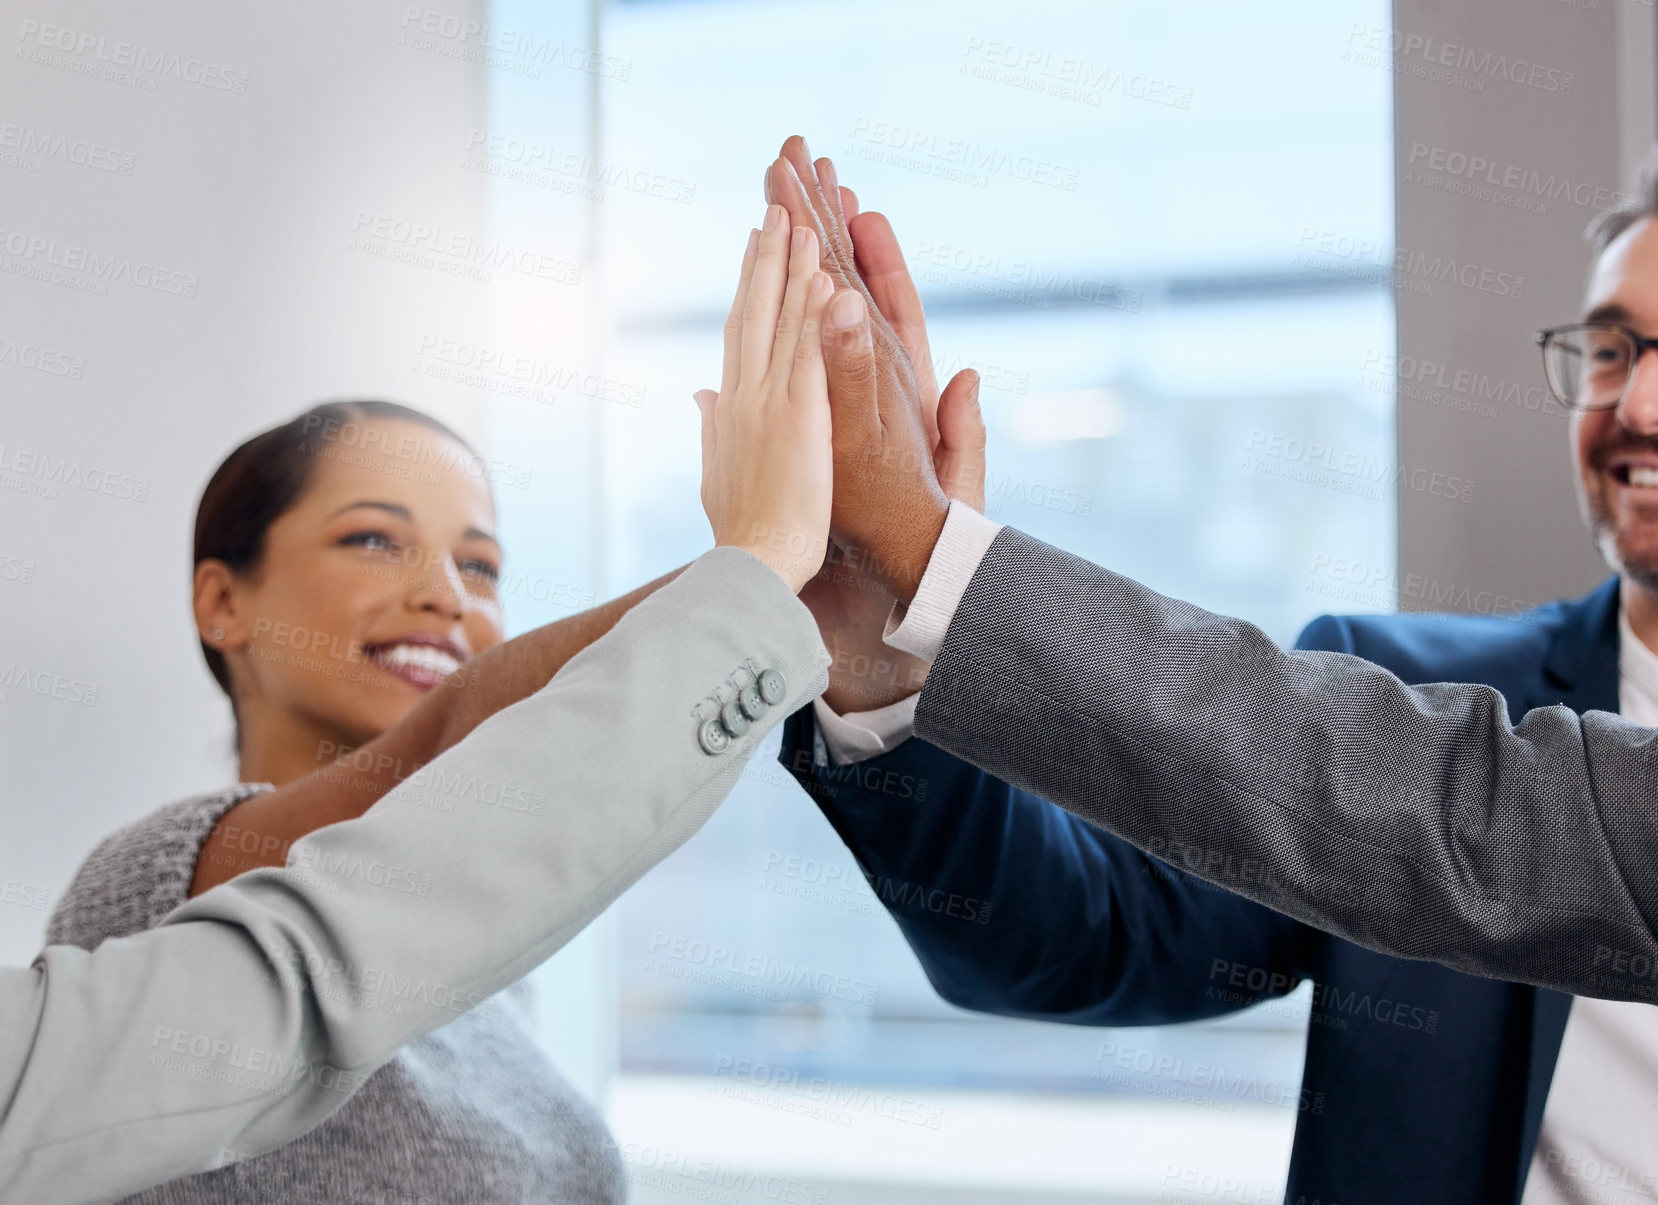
left=1535, top=323, right=1658, bottom=411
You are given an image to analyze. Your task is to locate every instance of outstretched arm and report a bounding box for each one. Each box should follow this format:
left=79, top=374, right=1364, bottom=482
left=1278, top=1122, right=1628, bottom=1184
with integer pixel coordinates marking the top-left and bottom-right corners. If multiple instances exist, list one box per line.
left=914, top=522, right=1658, bottom=1001
left=774, top=139, right=1658, bottom=1002
left=190, top=567, right=685, bottom=895
left=2, top=198, right=839, bottom=1203
left=780, top=710, right=1313, bottom=1024
left=2, top=546, right=828, bottom=1204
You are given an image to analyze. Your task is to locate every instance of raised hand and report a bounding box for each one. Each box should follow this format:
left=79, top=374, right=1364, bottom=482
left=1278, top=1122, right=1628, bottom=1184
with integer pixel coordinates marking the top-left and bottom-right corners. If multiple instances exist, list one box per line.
left=695, top=205, right=835, bottom=593
left=760, top=138, right=973, bottom=599
left=759, top=139, right=985, bottom=708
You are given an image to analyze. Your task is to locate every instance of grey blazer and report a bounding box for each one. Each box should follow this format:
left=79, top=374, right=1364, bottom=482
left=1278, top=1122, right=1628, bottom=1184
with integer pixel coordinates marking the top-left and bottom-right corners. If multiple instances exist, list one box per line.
left=915, top=527, right=1658, bottom=1003
left=0, top=547, right=828, bottom=1205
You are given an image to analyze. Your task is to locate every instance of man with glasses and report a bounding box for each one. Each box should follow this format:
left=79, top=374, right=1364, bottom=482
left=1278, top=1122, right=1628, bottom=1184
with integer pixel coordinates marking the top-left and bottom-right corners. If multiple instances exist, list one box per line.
left=779, top=146, right=1658, bottom=1204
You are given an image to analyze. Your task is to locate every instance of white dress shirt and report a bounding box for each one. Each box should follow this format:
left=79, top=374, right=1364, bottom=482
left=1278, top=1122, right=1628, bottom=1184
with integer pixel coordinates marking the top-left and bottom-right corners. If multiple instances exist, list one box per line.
left=815, top=511, right=1658, bottom=1200
left=812, top=501, right=1002, bottom=763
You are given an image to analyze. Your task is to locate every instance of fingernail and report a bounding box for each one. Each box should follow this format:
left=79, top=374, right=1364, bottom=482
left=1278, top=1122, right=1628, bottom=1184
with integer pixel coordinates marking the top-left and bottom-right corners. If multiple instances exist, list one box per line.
left=791, top=226, right=809, bottom=253
left=828, top=291, right=866, bottom=327
left=809, top=271, right=831, bottom=297
left=764, top=204, right=782, bottom=231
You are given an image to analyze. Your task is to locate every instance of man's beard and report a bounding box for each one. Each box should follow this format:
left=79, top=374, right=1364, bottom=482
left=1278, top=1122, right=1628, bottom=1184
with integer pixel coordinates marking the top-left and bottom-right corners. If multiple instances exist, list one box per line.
left=1586, top=468, right=1658, bottom=593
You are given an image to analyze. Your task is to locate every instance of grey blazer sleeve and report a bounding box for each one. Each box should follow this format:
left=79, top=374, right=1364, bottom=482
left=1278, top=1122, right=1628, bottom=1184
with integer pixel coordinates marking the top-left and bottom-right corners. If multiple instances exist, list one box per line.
left=0, top=547, right=828, bottom=1205
left=914, top=526, right=1658, bottom=1002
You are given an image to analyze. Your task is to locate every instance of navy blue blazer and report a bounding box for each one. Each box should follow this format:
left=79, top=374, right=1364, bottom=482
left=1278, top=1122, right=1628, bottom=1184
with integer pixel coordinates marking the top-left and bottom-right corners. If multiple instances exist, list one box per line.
left=779, top=577, right=1622, bottom=1205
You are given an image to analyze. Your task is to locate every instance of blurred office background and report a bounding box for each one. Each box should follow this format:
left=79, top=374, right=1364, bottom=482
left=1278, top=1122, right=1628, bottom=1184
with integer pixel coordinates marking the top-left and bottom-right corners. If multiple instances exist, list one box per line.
left=1, top=1, right=1650, bottom=1201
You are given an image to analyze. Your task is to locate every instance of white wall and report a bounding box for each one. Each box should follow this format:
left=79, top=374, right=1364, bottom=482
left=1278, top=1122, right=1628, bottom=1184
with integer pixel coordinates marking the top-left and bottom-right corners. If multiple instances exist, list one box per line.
left=1393, top=0, right=1657, bottom=607
left=1, top=0, right=622, bottom=1101
left=0, top=0, right=493, bottom=961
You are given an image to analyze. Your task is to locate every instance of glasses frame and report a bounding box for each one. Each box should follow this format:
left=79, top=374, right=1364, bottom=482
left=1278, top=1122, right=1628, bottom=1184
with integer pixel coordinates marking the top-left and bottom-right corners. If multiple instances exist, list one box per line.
left=1534, top=322, right=1658, bottom=411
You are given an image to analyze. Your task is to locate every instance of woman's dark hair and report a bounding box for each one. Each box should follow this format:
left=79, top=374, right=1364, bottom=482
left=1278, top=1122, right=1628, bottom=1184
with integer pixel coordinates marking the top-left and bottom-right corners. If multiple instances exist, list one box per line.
left=193, top=399, right=479, bottom=712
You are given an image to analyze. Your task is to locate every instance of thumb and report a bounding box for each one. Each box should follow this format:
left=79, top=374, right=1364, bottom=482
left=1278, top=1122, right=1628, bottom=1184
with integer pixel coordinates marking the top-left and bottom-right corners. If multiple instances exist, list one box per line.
left=821, top=289, right=876, bottom=430
left=693, top=389, right=718, bottom=491
left=935, top=370, right=985, bottom=511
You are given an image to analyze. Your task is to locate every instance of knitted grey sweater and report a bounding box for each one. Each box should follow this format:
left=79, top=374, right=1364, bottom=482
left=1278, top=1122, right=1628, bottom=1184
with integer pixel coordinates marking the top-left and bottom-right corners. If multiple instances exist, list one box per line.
left=47, top=786, right=626, bottom=1204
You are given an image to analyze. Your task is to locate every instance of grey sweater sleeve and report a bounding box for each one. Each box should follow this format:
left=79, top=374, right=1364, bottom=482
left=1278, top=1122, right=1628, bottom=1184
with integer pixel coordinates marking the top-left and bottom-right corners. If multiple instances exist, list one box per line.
left=47, top=786, right=268, bottom=951
left=916, top=526, right=1658, bottom=1001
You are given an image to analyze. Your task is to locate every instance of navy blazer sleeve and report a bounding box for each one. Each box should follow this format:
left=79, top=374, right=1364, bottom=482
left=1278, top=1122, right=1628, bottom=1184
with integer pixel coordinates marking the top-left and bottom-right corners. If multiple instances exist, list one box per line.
left=778, top=704, right=1317, bottom=1026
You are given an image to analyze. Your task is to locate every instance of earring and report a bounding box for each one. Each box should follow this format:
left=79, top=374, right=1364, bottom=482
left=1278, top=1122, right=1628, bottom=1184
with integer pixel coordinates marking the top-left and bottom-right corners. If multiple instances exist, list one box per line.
left=210, top=628, right=226, bottom=641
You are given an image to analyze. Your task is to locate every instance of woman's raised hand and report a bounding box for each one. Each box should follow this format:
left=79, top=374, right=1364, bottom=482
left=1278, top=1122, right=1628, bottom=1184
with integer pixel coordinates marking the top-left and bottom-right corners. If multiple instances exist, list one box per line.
left=695, top=205, right=835, bottom=593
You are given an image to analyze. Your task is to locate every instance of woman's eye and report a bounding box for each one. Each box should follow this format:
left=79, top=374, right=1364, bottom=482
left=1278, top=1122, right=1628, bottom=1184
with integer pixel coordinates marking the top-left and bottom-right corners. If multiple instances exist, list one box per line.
left=341, top=531, right=396, bottom=553
left=461, top=559, right=500, bottom=586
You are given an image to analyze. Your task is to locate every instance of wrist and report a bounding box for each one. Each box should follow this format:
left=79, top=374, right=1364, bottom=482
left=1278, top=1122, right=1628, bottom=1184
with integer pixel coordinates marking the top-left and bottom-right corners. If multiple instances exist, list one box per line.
left=880, top=492, right=949, bottom=605
left=727, top=542, right=814, bottom=594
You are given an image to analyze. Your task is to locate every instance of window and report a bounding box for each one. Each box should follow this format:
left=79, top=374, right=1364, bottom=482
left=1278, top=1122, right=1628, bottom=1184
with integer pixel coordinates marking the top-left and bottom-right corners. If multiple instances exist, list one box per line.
left=588, top=1, right=1393, bottom=1197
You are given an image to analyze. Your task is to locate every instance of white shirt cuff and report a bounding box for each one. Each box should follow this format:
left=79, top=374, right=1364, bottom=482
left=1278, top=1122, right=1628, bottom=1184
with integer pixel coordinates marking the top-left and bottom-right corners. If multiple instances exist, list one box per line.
left=883, top=501, right=1004, bottom=663
left=811, top=693, right=920, bottom=765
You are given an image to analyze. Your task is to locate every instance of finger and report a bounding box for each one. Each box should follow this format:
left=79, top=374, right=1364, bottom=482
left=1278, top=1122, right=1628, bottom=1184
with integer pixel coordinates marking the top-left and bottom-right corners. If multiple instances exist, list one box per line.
left=767, top=228, right=822, bottom=391
left=839, top=186, right=859, bottom=224
left=789, top=271, right=834, bottom=409
left=721, top=228, right=761, bottom=403
left=848, top=211, right=938, bottom=401
left=769, top=154, right=849, bottom=285
left=781, top=138, right=860, bottom=283
left=934, top=370, right=986, bottom=511
left=813, top=155, right=863, bottom=293
left=821, top=288, right=877, bottom=431
left=741, top=204, right=791, bottom=385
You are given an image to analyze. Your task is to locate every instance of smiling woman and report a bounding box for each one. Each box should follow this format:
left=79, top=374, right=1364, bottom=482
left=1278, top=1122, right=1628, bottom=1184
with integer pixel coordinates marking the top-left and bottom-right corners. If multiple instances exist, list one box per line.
left=42, top=400, right=641, bottom=1203
left=190, top=399, right=505, bottom=784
